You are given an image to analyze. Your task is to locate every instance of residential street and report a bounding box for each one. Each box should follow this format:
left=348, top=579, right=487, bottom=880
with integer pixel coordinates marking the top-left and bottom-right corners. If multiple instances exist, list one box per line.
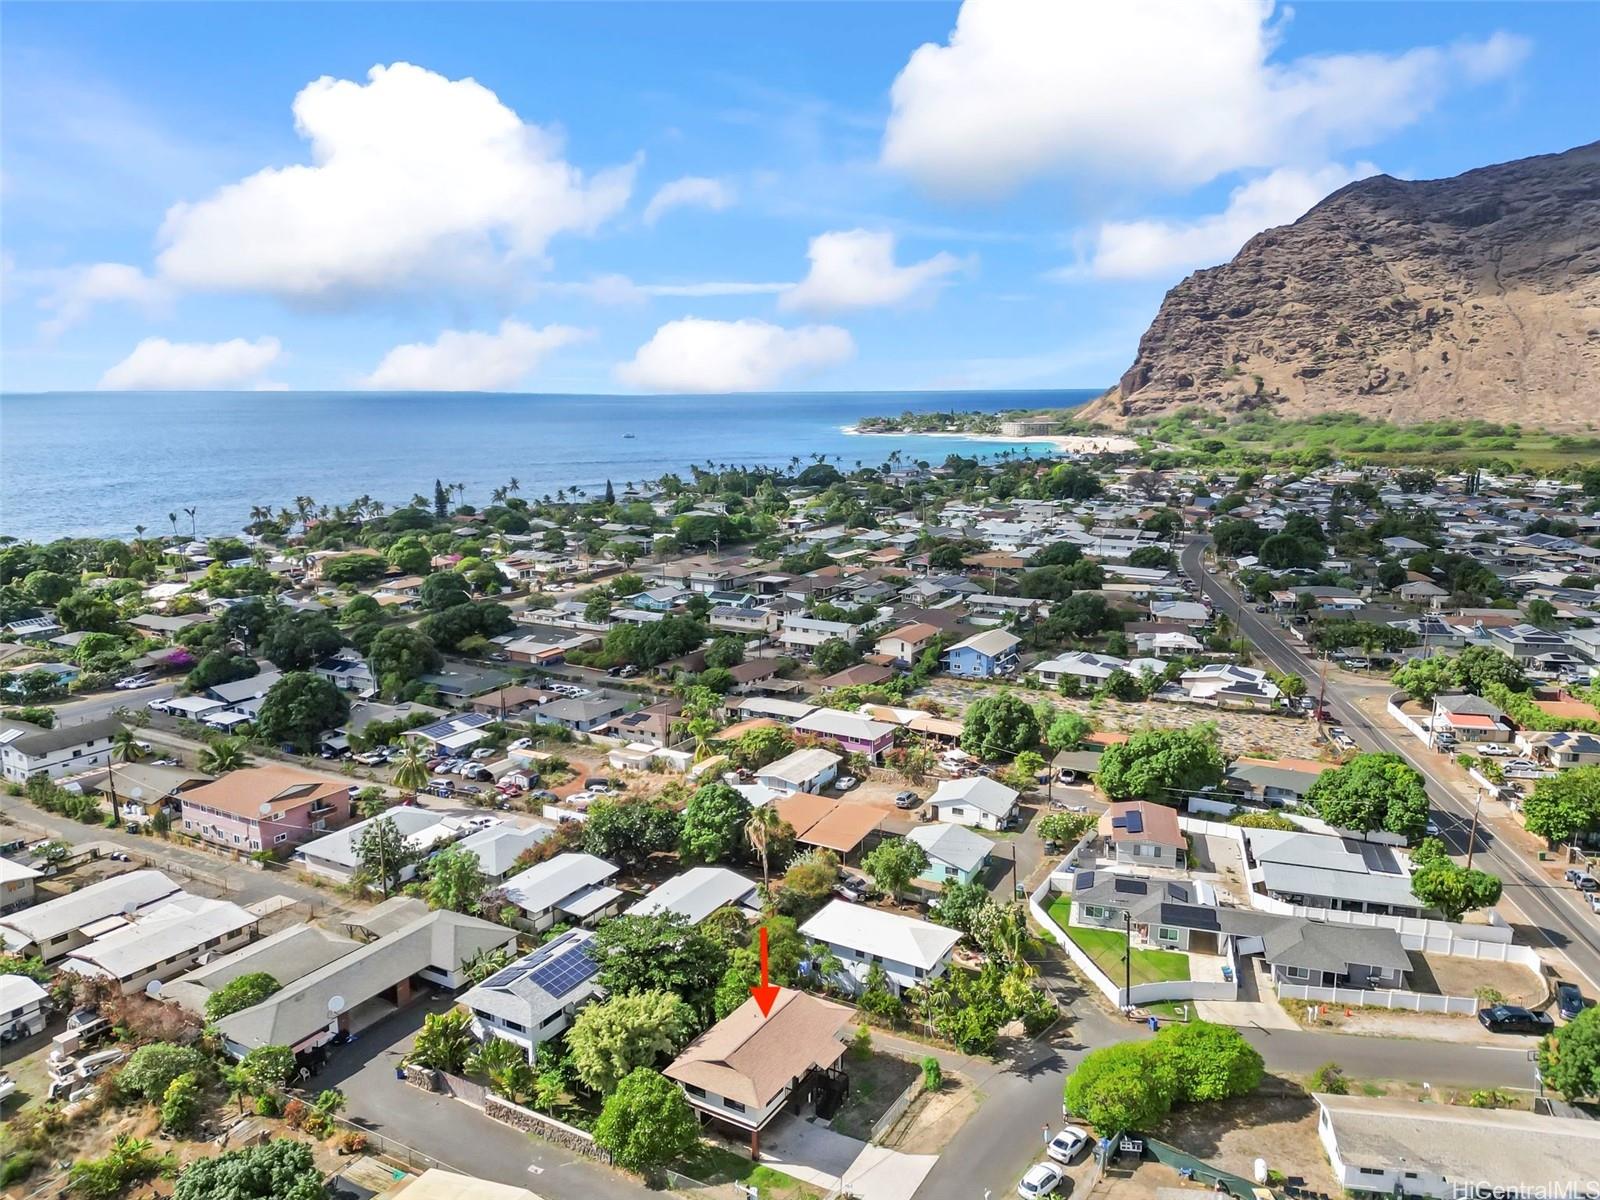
left=1181, top=537, right=1600, bottom=993
left=49, top=679, right=178, bottom=727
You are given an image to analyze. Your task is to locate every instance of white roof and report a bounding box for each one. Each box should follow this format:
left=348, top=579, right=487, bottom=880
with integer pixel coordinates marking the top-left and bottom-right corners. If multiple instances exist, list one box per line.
left=0, top=858, right=42, bottom=885
left=295, top=807, right=447, bottom=871
left=757, top=747, right=841, bottom=787
left=501, top=853, right=619, bottom=917
left=928, top=776, right=1020, bottom=817
left=0, top=974, right=48, bottom=1011
left=793, top=709, right=896, bottom=741
left=0, top=869, right=182, bottom=949
left=60, top=895, right=257, bottom=981
left=948, top=629, right=1021, bottom=656
left=906, top=822, right=993, bottom=874
left=801, top=900, right=960, bottom=971
left=456, top=825, right=553, bottom=877
left=163, top=695, right=226, bottom=716
left=627, top=867, right=758, bottom=925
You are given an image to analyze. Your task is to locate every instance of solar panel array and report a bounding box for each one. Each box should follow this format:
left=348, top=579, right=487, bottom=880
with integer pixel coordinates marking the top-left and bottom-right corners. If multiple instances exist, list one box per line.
left=413, top=711, right=492, bottom=741
left=528, top=942, right=599, bottom=998
left=1122, top=810, right=1144, bottom=834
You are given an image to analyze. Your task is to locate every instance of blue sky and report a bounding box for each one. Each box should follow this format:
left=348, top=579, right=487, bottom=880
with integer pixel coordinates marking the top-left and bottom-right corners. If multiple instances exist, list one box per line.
left=2, top=0, right=1594, bottom=395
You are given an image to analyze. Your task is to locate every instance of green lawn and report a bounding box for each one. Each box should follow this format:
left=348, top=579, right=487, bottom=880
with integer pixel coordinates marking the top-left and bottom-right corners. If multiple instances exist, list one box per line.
left=1047, top=897, right=1191, bottom=987
left=676, top=1143, right=828, bottom=1200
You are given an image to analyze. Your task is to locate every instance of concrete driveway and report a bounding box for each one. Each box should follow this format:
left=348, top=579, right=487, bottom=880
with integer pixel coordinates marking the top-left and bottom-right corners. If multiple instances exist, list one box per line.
left=761, top=1114, right=938, bottom=1200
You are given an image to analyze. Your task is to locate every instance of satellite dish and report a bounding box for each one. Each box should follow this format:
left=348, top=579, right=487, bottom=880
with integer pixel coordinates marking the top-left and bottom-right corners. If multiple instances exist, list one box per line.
left=145, top=979, right=163, bottom=999
left=261, top=802, right=274, bottom=816
left=121, top=901, right=139, bottom=918
left=130, top=787, right=144, bottom=801
left=328, top=995, right=346, bottom=1015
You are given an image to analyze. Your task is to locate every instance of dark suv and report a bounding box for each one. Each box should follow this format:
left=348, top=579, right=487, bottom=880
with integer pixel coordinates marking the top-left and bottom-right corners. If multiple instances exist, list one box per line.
left=1556, top=981, right=1586, bottom=1021
left=1477, top=1004, right=1555, bottom=1035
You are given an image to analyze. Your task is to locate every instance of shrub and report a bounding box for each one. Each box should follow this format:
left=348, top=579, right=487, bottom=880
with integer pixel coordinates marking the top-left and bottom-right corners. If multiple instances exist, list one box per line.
left=921, top=1056, right=943, bottom=1091
left=119, top=1043, right=210, bottom=1103
left=850, top=1024, right=873, bottom=1062
left=204, top=971, right=280, bottom=1022
left=1309, top=1061, right=1349, bottom=1095
left=160, top=1072, right=204, bottom=1134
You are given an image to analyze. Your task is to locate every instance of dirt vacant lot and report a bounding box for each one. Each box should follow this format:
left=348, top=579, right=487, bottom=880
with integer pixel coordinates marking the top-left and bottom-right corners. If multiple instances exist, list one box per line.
left=1411, top=952, right=1546, bottom=1007
left=1158, top=1089, right=1338, bottom=1193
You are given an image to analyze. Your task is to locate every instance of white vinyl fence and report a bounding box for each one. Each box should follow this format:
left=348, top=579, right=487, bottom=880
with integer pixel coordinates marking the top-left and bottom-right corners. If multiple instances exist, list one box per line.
left=1277, top=983, right=1478, bottom=1015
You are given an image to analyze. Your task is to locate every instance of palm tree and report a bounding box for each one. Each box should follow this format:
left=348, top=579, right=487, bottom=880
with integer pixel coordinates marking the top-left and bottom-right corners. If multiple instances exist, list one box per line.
left=198, top=738, right=248, bottom=774
left=107, top=729, right=146, bottom=824
left=744, top=804, right=786, bottom=891
left=167, top=512, right=179, bottom=539
left=183, top=506, right=198, bottom=539
left=507, top=477, right=520, bottom=495
left=392, top=741, right=430, bottom=795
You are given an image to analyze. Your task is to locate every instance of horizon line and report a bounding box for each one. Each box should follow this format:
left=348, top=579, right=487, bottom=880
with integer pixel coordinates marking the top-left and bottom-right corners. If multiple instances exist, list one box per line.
left=0, top=385, right=1107, bottom=399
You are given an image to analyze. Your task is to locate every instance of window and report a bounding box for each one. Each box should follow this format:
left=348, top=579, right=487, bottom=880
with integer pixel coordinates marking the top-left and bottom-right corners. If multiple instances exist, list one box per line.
left=1156, top=927, right=1179, bottom=942
left=275, top=832, right=288, bottom=844
left=504, top=1019, right=526, bottom=1033
left=1283, top=966, right=1310, bottom=981
left=1357, top=1168, right=1385, bottom=1178
left=686, top=1084, right=707, bottom=1098
left=723, top=1097, right=746, bottom=1113
left=1134, top=844, right=1157, bottom=858
left=540, top=1010, right=565, bottom=1028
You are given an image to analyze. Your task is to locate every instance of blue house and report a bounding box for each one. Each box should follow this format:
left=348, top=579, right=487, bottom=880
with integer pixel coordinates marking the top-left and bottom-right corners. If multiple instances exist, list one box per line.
left=941, top=629, right=1020, bottom=678
left=907, top=822, right=993, bottom=887
left=633, top=587, right=690, bottom=612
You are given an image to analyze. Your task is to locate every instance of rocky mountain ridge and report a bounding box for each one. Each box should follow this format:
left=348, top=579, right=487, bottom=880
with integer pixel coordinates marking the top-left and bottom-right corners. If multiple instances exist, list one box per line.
left=1082, top=141, right=1600, bottom=430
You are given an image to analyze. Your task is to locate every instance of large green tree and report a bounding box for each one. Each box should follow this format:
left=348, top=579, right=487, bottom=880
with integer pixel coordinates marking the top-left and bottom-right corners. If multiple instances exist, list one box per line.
left=1156, top=1021, right=1264, bottom=1103
left=592, top=1068, right=700, bottom=1175
left=568, top=990, right=698, bottom=1093
left=1093, top=725, right=1224, bottom=806
left=424, top=844, right=488, bottom=914
left=260, top=611, right=343, bottom=671
left=1306, top=752, right=1429, bottom=841
left=960, top=691, right=1042, bottom=760
left=1539, top=1005, right=1600, bottom=1101
left=861, top=837, right=930, bottom=898
left=1407, top=838, right=1502, bottom=921
left=679, top=781, right=752, bottom=864
left=355, top=815, right=417, bottom=899
left=254, top=672, right=349, bottom=751
left=205, top=972, right=280, bottom=1022
left=589, top=913, right=727, bottom=1016
left=1522, top=767, right=1600, bottom=844
left=368, top=625, right=443, bottom=695
left=1064, top=1041, right=1177, bottom=1132
left=582, top=796, right=683, bottom=867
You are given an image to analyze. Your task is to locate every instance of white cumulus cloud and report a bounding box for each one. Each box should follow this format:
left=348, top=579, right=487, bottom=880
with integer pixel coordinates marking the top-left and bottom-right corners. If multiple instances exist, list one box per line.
left=38, top=262, right=171, bottom=336
left=361, top=320, right=589, bottom=391
left=1085, top=162, right=1380, bottom=280
left=98, top=336, right=282, bottom=390
left=155, top=62, right=634, bottom=300
left=882, top=0, right=1528, bottom=196
left=642, top=176, right=734, bottom=225
left=779, top=229, right=962, bottom=314
left=616, top=318, right=855, bottom=392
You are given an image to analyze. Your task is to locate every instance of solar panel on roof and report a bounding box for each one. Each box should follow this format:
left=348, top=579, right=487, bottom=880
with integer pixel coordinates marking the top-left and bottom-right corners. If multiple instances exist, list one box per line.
left=479, top=963, right=535, bottom=990
left=1075, top=870, right=1096, bottom=891
left=1123, top=810, right=1144, bottom=834
left=527, top=943, right=599, bottom=998
left=1112, top=877, right=1147, bottom=895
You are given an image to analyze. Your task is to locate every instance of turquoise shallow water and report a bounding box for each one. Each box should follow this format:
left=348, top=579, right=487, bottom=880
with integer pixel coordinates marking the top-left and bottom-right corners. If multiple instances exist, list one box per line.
left=0, top=389, right=1095, bottom=540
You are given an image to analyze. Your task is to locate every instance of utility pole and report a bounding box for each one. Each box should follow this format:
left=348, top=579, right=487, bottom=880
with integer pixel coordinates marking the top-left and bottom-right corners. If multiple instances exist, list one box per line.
left=1123, top=910, right=1133, bottom=1013
left=1465, top=788, right=1484, bottom=870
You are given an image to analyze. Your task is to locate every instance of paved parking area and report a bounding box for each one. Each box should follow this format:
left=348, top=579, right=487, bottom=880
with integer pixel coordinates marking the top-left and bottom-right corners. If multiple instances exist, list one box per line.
left=761, top=1115, right=937, bottom=1200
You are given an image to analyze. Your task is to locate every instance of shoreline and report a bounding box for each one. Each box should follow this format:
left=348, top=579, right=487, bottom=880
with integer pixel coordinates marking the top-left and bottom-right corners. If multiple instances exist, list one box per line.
left=841, top=425, right=1141, bottom=454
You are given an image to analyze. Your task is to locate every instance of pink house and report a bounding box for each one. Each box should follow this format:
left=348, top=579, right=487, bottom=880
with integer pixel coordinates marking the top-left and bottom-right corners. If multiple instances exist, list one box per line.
left=792, top=709, right=897, bottom=763
left=180, top=766, right=353, bottom=854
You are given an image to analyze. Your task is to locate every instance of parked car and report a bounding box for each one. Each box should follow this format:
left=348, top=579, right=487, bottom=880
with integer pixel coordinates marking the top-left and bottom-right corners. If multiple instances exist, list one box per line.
left=471, top=748, right=495, bottom=761
left=1577, top=875, right=1599, bottom=894
left=617, top=665, right=640, bottom=679
left=1475, top=743, right=1512, bottom=757
left=833, top=875, right=869, bottom=902
left=1017, top=1163, right=1065, bottom=1199
left=1556, top=981, right=1586, bottom=1021
left=1478, top=1005, right=1555, bottom=1035
left=1564, top=868, right=1589, bottom=886
left=509, top=738, right=533, bottom=751
left=1425, top=818, right=1441, bottom=838
left=1046, top=1127, right=1089, bottom=1164
left=894, top=791, right=921, bottom=809
left=835, top=776, right=859, bottom=791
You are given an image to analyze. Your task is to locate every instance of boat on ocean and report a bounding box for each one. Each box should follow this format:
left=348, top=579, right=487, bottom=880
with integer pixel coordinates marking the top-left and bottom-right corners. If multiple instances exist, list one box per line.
left=623, top=433, right=635, bottom=438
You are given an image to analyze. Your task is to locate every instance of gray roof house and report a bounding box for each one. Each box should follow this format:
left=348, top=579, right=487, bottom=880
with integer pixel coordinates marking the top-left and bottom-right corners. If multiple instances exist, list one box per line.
left=0, top=714, right=121, bottom=784
left=626, top=867, right=759, bottom=925
left=906, top=822, right=992, bottom=886
left=1243, top=828, right=1422, bottom=916
left=459, top=929, right=603, bottom=1062
left=1260, top=919, right=1411, bottom=990
left=216, top=908, right=515, bottom=1056
left=456, top=824, right=555, bottom=882
left=161, top=921, right=360, bottom=1015
left=534, top=694, right=630, bottom=733
left=499, top=853, right=624, bottom=933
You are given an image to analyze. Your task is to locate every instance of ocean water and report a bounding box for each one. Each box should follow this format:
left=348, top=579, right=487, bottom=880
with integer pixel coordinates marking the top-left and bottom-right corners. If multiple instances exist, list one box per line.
left=0, top=389, right=1097, bottom=541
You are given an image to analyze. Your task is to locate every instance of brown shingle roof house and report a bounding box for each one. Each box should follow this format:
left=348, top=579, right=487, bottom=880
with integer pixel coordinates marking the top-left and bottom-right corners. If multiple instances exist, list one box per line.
left=664, top=988, right=851, bottom=1152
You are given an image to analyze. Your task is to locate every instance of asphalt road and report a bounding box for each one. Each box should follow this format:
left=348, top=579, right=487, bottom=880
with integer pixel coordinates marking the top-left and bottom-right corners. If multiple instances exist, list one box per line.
left=1180, top=537, right=1600, bottom=992
left=50, top=679, right=177, bottom=726
left=914, top=961, right=1536, bottom=1200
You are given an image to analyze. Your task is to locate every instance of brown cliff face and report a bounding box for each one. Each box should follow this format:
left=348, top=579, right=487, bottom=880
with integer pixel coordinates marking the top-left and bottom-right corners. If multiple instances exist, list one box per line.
left=1082, top=142, right=1600, bottom=429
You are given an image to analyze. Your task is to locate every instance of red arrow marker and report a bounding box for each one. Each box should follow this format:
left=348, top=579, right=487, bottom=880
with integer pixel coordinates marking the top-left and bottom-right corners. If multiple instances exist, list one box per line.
left=751, top=925, right=780, bottom=1017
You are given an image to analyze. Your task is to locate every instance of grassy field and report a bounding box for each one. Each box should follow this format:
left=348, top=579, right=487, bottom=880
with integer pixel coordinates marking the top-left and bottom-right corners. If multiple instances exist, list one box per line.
left=1048, top=897, right=1191, bottom=987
